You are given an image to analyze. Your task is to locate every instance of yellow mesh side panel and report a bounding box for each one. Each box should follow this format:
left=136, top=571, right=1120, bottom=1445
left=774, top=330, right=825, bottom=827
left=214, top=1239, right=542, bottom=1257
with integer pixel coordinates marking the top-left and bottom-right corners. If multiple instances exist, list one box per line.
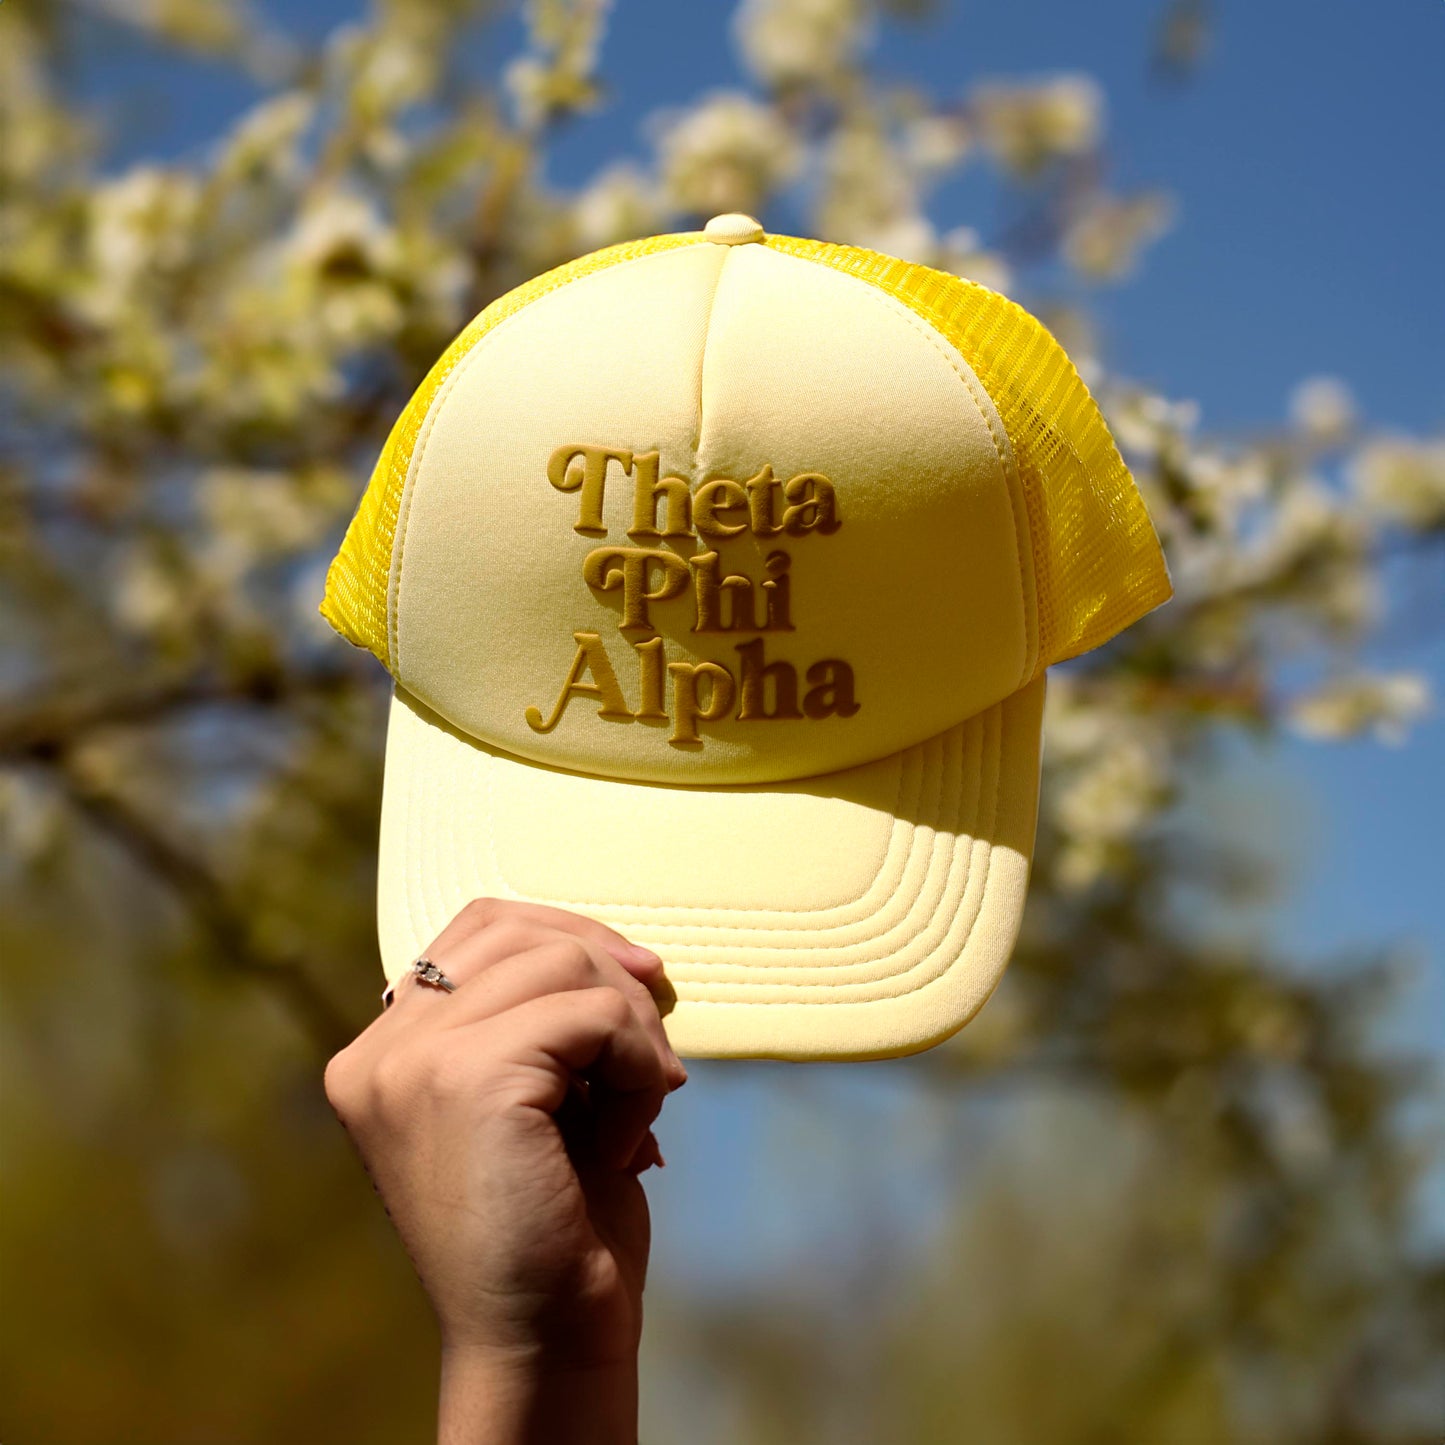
left=763, top=235, right=1172, bottom=671
left=320, top=232, right=705, bottom=668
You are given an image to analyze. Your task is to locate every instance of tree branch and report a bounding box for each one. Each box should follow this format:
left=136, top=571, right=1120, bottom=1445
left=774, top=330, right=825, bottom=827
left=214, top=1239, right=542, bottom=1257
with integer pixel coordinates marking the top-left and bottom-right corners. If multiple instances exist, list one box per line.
left=0, top=662, right=360, bottom=761
left=49, top=758, right=359, bottom=1057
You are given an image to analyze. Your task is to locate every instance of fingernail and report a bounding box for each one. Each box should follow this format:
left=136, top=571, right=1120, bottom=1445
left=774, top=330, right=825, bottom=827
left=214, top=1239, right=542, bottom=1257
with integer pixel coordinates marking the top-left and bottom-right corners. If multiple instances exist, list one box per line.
left=661, top=1038, right=686, bottom=1086
left=602, top=941, right=663, bottom=974
left=627, top=1131, right=665, bottom=1174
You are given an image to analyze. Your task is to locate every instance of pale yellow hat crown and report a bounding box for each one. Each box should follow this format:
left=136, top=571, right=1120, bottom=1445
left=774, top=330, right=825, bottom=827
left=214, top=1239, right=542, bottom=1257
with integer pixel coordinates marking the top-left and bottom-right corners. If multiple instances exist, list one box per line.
left=322, top=214, right=1170, bottom=1060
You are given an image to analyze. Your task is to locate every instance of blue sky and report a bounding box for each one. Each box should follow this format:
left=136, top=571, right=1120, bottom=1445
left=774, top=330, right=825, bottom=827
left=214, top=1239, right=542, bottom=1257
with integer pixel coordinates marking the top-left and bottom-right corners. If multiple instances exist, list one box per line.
left=80, top=0, right=1444, bottom=1252
left=561, top=0, right=1445, bottom=1032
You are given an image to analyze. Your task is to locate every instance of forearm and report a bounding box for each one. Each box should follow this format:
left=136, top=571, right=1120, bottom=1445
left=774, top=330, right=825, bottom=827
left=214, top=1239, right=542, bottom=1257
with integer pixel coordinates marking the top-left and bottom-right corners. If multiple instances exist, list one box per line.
left=438, top=1345, right=637, bottom=1445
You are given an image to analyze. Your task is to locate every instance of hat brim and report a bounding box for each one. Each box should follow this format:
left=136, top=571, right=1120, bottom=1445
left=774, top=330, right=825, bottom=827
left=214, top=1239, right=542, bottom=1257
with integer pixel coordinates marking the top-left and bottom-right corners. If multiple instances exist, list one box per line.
left=377, top=676, right=1045, bottom=1061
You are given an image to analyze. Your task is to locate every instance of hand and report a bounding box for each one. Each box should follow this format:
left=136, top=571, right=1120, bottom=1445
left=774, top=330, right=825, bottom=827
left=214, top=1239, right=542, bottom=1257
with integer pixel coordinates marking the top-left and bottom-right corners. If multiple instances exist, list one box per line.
left=322, top=897, right=687, bottom=1444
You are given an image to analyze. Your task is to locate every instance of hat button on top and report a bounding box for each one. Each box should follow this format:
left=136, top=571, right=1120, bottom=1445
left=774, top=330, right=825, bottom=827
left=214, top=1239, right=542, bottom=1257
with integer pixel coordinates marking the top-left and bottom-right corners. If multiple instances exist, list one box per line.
left=703, top=212, right=765, bottom=245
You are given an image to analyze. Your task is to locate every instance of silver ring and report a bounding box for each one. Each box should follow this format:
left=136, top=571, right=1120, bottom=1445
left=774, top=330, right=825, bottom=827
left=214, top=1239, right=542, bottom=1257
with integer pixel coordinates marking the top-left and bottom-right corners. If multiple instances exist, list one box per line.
left=380, top=956, right=458, bottom=1011
left=412, top=956, right=458, bottom=992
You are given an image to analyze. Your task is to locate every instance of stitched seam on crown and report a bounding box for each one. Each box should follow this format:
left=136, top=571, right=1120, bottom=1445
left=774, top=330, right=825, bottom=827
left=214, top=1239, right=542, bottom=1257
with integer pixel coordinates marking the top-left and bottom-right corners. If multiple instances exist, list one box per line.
left=389, top=247, right=706, bottom=679
left=674, top=697, right=1002, bottom=1002
left=953, top=363, right=1034, bottom=690
left=771, top=239, right=1039, bottom=689
left=691, top=244, right=728, bottom=470
left=769, top=249, right=1024, bottom=673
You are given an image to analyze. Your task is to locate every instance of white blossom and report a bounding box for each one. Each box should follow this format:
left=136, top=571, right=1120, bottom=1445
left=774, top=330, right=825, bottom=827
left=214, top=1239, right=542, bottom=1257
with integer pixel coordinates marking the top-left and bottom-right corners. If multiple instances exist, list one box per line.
left=1289, top=376, right=1356, bottom=445
left=81, top=167, right=200, bottom=321
left=503, top=56, right=553, bottom=133
left=507, top=0, right=612, bottom=129
left=850, top=211, right=937, bottom=263
left=285, top=188, right=395, bottom=273
left=1045, top=680, right=1173, bottom=891
left=938, top=226, right=1012, bottom=292
left=653, top=92, right=801, bottom=217
left=199, top=467, right=346, bottom=556
left=1351, top=437, right=1445, bottom=530
left=1108, top=389, right=1200, bottom=459
left=0, top=772, right=65, bottom=864
left=903, top=114, right=972, bottom=176
left=214, top=92, right=316, bottom=186
left=1264, top=479, right=1370, bottom=567
left=734, top=0, right=871, bottom=92
left=1179, top=449, right=1270, bottom=532
left=816, top=120, right=921, bottom=250
left=1289, top=673, right=1431, bottom=745
left=352, top=33, right=437, bottom=119
left=973, top=75, right=1103, bottom=175
left=88, top=0, right=246, bottom=53
left=1063, top=191, right=1174, bottom=281
left=572, top=163, right=666, bottom=250
left=113, top=545, right=192, bottom=638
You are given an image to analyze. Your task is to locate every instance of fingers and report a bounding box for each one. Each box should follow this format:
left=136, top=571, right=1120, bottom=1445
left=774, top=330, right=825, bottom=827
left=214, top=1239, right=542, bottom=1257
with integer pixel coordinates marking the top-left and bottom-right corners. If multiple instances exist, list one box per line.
left=381, top=903, right=683, bottom=1087
left=460, top=986, right=674, bottom=1170
left=346, top=898, right=685, bottom=1174
left=419, top=896, right=665, bottom=991
left=426, top=932, right=686, bottom=1088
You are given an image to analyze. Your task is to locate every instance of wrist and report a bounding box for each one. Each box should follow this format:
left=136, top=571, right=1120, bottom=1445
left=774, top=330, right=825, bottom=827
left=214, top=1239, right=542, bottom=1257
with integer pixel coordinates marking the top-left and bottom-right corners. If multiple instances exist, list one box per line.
left=438, top=1342, right=637, bottom=1445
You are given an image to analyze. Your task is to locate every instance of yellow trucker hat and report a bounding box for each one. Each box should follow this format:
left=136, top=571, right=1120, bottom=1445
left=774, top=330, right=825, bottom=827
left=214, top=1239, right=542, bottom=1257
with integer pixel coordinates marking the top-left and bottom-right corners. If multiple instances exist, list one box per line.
left=320, top=212, right=1171, bottom=1061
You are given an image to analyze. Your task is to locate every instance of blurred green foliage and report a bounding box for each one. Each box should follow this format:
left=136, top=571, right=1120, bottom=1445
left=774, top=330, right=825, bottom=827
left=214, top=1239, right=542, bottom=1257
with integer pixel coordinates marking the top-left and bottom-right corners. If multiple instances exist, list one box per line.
left=1, top=1, right=1442, bottom=1441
